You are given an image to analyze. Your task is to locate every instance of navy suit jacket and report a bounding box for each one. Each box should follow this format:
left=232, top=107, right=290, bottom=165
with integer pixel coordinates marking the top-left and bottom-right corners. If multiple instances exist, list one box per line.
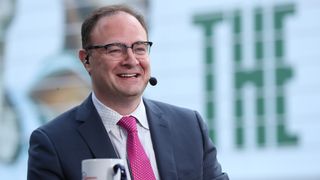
left=28, top=95, right=228, bottom=180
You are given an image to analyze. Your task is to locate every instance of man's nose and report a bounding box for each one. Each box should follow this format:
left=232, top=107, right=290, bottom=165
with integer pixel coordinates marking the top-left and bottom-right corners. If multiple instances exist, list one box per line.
left=123, top=48, right=139, bottom=64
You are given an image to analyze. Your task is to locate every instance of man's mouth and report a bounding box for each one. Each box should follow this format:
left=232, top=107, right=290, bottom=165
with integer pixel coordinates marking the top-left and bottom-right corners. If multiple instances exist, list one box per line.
left=118, top=73, right=139, bottom=78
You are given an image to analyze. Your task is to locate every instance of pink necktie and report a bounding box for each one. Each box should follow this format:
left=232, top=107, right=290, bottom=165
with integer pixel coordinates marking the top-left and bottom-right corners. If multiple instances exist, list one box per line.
left=117, top=116, right=156, bottom=180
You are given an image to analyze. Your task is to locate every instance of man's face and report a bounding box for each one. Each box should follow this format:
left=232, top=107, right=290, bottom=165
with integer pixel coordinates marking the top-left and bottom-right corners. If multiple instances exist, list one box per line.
left=84, top=12, right=151, bottom=103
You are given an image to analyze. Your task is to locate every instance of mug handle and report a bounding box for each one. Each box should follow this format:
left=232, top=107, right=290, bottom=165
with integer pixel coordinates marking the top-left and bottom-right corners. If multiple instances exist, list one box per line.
left=113, top=164, right=127, bottom=180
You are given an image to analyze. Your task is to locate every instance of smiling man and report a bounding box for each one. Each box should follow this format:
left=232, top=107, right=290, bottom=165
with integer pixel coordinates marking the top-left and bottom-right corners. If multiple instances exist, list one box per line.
left=79, top=10, right=151, bottom=115
left=27, top=5, right=229, bottom=180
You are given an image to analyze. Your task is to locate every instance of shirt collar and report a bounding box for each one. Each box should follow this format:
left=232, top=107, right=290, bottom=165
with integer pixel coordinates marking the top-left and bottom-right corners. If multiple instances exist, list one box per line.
left=91, top=93, right=149, bottom=131
left=131, top=99, right=149, bottom=130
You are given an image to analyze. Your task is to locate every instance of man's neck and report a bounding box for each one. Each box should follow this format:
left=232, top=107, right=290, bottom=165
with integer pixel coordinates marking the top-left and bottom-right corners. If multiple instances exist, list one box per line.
left=93, top=92, right=142, bottom=115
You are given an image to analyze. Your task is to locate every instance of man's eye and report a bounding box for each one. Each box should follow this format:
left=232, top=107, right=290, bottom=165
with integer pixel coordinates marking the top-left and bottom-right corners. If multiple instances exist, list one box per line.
left=106, top=47, right=122, bottom=54
left=134, top=44, right=148, bottom=54
left=135, top=47, right=147, bottom=52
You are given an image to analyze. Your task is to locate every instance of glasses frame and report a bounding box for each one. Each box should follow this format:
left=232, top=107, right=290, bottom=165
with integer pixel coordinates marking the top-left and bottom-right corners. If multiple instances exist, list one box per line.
left=85, top=41, right=153, bottom=58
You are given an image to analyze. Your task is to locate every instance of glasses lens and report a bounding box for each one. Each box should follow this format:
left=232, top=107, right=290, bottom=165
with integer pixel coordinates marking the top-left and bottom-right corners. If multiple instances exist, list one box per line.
left=133, top=42, right=150, bottom=55
left=105, top=44, right=125, bottom=58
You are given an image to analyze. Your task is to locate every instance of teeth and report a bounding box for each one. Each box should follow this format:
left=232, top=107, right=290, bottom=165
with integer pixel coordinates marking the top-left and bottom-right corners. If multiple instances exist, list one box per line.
left=119, top=74, right=137, bottom=78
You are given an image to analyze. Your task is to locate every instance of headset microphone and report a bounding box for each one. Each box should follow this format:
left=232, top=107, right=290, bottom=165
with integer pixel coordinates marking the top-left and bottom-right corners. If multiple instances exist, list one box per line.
left=149, top=77, right=157, bottom=86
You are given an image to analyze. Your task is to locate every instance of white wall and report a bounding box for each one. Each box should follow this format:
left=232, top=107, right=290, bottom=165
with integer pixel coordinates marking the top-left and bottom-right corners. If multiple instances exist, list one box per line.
left=148, top=0, right=320, bottom=179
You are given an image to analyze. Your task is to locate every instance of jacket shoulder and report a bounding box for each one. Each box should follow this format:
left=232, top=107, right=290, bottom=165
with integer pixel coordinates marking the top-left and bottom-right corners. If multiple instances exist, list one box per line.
left=144, top=98, right=195, bottom=114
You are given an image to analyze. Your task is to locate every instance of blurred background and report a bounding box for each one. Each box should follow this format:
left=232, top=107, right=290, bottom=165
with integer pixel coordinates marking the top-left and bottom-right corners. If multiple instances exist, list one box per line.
left=0, top=0, right=319, bottom=179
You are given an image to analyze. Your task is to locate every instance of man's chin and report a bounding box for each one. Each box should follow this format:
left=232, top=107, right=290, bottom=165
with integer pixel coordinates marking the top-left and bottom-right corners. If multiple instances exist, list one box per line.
left=120, top=88, right=144, bottom=98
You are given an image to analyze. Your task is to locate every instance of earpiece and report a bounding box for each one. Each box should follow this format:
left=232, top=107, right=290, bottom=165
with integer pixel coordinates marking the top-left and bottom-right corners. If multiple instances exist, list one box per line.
left=84, top=54, right=90, bottom=64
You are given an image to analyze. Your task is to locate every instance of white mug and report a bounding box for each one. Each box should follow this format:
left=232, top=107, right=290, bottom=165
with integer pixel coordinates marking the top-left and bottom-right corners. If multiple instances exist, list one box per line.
left=82, top=158, right=126, bottom=180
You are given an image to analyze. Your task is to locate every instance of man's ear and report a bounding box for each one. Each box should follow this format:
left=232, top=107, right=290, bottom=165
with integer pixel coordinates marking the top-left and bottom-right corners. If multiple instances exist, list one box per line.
left=79, top=49, right=88, bottom=64
left=78, top=49, right=91, bottom=74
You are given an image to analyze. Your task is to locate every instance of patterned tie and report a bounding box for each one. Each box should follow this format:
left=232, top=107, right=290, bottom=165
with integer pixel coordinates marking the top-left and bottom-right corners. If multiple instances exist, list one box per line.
left=117, top=116, right=156, bottom=180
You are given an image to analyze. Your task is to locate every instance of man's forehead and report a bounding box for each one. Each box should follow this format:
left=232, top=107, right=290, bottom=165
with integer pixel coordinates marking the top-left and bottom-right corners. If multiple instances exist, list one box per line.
left=93, top=12, right=147, bottom=35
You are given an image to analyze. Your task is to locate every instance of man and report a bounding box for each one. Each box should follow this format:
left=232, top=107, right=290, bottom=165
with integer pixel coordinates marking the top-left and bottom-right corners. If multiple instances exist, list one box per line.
left=28, top=5, right=229, bottom=180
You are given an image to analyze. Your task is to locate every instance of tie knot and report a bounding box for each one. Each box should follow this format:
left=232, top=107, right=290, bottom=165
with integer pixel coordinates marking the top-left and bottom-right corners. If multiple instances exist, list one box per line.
left=117, top=116, right=137, bottom=133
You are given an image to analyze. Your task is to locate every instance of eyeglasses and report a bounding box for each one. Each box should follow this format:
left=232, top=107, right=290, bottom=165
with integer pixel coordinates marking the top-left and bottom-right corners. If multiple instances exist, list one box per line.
left=85, top=41, right=153, bottom=59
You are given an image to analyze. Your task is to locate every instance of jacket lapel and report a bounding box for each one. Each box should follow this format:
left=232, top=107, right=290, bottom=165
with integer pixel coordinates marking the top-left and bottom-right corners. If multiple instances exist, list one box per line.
left=144, top=99, right=178, bottom=180
left=76, top=95, right=118, bottom=159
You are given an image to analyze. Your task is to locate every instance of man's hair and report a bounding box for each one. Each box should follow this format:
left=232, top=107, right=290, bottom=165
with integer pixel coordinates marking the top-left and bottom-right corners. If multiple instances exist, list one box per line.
left=81, top=4, right=148, bottom=49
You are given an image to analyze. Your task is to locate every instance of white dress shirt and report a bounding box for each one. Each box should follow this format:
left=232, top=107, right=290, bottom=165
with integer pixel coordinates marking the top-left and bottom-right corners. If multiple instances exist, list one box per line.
left=92, top=93, right=160, bottom=180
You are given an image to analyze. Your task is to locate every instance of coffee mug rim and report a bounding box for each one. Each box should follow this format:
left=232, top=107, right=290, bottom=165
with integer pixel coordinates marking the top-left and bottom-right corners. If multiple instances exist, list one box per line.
left=82, top=158, right=124, bottom=163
